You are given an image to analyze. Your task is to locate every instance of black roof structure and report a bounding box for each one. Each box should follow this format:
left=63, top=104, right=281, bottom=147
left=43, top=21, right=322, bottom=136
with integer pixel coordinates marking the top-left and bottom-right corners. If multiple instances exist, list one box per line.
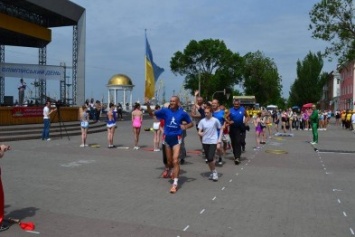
left=0, top=0, right=85, bottom=47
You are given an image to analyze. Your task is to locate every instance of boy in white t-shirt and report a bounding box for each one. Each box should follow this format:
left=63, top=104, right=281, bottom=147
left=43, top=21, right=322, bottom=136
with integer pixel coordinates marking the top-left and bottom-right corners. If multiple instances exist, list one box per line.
left=198, top=107, right=222, bottom=181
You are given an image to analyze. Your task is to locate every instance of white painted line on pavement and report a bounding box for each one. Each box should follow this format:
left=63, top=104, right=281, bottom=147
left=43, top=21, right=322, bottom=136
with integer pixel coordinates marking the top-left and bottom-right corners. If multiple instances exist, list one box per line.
left=221, top=187, right=225, bottom=191
left=26, top=231, right=40, bottom=234
left=77, top=159, right=96, bottom=164
left=212, top=196, right=216, bottom=201
left=200, top=209, right=205, bottom=214
left=183, top=225, right=189, bottom=231
left=229, top=179, right=233, bottom=182
left=343, top=212, right=347, bottom=217
left=338, top=199, right=341, bottom=204
left=116, top=146, right=130, bottom=149
left=61, top=159, right=96, bottom=168
left=350, top=228, right=354, bottom=235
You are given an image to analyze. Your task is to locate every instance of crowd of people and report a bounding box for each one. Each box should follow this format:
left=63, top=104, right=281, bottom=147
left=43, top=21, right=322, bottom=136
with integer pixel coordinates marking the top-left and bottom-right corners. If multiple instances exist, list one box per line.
left=38, top=93, right=353, bottom=195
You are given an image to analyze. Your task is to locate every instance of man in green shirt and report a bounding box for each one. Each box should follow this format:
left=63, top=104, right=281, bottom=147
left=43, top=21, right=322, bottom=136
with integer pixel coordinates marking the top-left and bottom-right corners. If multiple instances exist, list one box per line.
left=310, top=104, right=319, bottom=145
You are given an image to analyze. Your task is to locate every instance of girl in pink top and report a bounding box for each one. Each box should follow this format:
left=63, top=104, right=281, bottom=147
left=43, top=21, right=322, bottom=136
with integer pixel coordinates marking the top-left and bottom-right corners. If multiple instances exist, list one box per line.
left=132, top=103, right=143, bottom=149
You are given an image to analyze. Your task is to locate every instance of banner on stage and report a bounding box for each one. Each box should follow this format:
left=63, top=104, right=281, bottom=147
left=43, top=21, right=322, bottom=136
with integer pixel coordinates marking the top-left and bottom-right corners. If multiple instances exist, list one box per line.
left=11, top=107, right=43, bottom=118
left=0, top=62, right=65, bottom=80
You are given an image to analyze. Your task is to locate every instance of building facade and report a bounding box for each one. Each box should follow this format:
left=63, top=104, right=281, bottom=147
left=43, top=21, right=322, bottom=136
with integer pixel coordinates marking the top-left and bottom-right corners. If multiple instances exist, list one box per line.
left=338, top=61, right=355, bottom=111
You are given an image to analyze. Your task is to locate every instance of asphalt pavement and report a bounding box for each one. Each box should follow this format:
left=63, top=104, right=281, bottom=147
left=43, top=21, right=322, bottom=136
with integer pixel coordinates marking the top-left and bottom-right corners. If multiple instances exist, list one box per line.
left=1, top=118, right=355, bottom=237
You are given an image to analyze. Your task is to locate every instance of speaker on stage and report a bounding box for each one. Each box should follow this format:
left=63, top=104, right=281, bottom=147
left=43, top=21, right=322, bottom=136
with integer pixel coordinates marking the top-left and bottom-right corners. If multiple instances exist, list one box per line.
left=4, top=96, right=13, bottom=106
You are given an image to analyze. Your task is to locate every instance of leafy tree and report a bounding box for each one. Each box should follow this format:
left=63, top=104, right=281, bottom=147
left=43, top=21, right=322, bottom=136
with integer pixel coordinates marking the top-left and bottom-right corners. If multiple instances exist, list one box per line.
left=170, top=39, right=244, bottom=104
left=309, top=0, right=355, bottom=63
left=288, top=52, right=326, bottom=106
left=242, top=51, right=283, bottom=106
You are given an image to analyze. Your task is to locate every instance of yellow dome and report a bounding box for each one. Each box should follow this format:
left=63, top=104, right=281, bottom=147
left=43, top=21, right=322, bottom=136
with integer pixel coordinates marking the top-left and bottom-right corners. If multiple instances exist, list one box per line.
left=107, top=74, right=133, bottom=86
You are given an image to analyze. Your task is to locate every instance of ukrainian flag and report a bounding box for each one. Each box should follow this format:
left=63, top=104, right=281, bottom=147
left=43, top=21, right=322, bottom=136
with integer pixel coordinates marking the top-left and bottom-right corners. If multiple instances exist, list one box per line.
left=145, top=34, right=164, bottom=99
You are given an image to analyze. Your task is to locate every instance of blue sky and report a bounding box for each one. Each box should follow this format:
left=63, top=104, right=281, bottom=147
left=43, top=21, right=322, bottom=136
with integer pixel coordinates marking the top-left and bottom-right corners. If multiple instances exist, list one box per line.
left=4, top=0, right=334, bottom=104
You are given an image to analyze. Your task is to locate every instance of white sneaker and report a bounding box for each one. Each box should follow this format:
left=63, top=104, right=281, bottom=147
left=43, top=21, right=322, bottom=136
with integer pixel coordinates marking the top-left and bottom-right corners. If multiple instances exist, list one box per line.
left=84, top=144, right=89, bottom=147
left=80, top=144, right=85, bottom=147
left=212, top=172, right=218, bottom=181
left=208, top=173, right=213, bottom=180
left=46, top=138, right=51, bottom=141
left=154, top=148, right=160, bottom=152
left=310, top=142, right=317, bottom=145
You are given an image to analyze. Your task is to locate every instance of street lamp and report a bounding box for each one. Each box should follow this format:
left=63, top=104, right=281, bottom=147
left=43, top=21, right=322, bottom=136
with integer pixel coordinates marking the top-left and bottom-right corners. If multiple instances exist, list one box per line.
left=211, top=89, right=229, bottom=100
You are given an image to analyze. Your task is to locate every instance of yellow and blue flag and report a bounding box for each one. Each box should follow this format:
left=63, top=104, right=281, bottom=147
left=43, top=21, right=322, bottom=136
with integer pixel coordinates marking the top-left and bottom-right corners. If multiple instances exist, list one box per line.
left=145, top=34, right=164, bottom=99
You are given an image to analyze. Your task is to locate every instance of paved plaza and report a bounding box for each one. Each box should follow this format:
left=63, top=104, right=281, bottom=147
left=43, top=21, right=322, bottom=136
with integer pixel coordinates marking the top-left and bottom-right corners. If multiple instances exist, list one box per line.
left=1, top=118, right=355, bottom=237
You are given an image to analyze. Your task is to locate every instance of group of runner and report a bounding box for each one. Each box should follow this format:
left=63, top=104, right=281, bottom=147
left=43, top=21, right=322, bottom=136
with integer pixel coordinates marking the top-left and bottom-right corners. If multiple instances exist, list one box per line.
left=145, top=93, right=249, bottom=194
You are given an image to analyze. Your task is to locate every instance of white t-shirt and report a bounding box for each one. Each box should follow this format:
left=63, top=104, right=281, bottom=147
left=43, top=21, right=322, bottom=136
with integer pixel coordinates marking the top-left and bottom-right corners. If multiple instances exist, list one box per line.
left=351, top=113, right=355, bottom=124
left=43, top=106, right=49, bottom=119
left=198, top=117, right=221, bottom=144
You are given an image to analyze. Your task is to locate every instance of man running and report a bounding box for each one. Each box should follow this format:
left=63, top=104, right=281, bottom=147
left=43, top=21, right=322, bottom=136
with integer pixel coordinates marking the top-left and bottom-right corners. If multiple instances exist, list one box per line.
left=147, top=96, right=193, bottom=193
left=191, top=91, right=205, bottom=153
left=226, top=99, right=249, bottom=165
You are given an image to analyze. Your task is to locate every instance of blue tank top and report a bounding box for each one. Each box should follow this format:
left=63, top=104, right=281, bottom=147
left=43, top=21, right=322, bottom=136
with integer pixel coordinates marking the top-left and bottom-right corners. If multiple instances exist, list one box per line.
left=198, top=107, right=206, bottom=119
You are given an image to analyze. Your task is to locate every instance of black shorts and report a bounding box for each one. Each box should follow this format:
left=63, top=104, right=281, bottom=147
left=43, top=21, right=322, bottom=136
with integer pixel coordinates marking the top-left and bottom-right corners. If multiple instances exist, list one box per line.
left=202, top=144, right=217, bottom=163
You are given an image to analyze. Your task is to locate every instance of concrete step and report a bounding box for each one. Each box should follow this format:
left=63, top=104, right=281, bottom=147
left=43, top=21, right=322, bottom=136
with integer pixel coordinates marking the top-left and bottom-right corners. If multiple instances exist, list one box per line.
left=0, top=121, right=107, bottom=142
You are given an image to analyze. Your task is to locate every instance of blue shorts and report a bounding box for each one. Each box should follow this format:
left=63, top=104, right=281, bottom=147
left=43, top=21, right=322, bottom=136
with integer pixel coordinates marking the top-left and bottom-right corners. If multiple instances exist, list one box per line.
left=164, top=135, right=182, bottom=147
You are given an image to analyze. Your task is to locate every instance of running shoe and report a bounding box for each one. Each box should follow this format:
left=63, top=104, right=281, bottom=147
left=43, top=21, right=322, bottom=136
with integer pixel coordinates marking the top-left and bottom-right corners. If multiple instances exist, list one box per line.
left=208, top=173, right=213, bottom=180
left=212, top=172, right=218, bottom=181
left=234, top=158, right=240, bottom=165
left=80, top=144, right=85, bottom=147
left=0, top=223, right=9, bottom=232
left=217, top=157, right=223, bottom=165
left=310, top=142, right=317, bottom=145
left=170, top=184, right=178, bottom=193
left=161, top=169, right=170, bottom=178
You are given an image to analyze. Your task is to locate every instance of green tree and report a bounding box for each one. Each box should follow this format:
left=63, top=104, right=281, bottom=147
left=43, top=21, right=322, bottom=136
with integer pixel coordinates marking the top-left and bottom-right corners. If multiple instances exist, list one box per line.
left=242, top=51, right=283, bottom=106
left=309, top=0, right=355, bottom=63
left=170, top=39, right=244, bottom=104
left=288, top=52, right=325, bottom=106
